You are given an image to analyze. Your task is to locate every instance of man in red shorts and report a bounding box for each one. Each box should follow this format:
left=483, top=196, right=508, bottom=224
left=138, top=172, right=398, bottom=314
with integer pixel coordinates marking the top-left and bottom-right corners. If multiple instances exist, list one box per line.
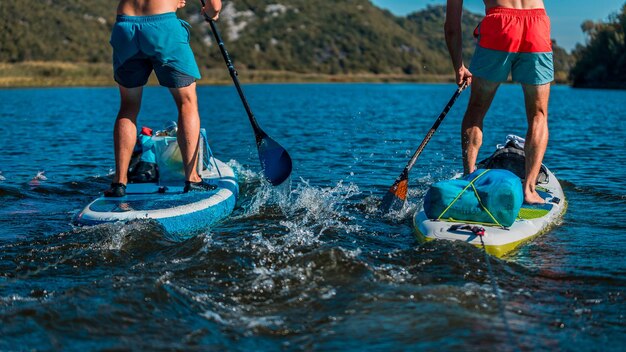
left=445, top=0, right=553, bottom=204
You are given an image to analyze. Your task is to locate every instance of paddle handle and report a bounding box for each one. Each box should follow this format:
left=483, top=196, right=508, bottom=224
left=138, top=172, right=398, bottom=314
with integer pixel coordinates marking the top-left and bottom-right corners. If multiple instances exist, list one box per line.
left=403, top=81, right=469, bottom=173
left=200, top=1, right=264, bottom=142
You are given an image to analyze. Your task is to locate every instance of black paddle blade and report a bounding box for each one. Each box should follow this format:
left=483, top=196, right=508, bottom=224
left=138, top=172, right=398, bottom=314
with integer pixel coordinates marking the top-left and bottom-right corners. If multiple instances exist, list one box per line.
left=257, top=135, right=293, bottom=186
left=380, top=176, right=409, bottom=214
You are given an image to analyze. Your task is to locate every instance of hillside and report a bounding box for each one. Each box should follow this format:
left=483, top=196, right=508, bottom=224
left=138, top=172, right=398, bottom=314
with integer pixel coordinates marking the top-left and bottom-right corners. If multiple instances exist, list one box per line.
left=0, top=1, right=572, bottom=83
left=400, top=5, right=483, bottom=74
left=0, top=1, right=114, bottom=62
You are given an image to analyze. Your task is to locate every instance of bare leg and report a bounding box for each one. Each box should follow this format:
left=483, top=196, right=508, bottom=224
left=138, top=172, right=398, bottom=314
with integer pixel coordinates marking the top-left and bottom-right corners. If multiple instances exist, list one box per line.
left=522, top=83, right=550, bottom=204
left=169, top=83, right=202, bottom=183
left=113, top=86, right=143, bottom=185
left=461, top=77, right=500, bottom=175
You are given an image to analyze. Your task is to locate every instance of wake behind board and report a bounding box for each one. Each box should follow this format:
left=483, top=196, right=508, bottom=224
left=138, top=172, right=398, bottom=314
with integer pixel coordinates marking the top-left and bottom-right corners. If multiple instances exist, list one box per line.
left=75, top=128, right=238, bottom=238
left=414, top=136, right=567, bottom=257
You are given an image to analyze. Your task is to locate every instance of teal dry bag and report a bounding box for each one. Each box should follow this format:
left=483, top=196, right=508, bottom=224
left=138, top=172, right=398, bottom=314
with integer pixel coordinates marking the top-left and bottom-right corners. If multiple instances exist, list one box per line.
left=423, top=169, right=523, bottom=227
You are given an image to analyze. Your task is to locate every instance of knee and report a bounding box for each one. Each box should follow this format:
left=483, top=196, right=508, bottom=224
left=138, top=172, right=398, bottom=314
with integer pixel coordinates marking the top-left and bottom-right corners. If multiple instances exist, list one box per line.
left=464, top=99, right=491, bottom=125
left=467, top=96, right=490, bottom=111
left=462, top=108, right=485, bottom=129
left=528, top=111, right=548, bottom=128
left=534, top=110, right=548, bottom=120
left=118, top=103, right=140, bottom=121
left=176, top=91, right=198, bottom=110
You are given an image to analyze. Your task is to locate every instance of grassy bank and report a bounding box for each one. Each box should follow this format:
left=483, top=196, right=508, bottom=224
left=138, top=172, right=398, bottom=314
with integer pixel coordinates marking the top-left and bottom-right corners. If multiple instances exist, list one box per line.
left=0, top=62, right=456, bottom=88
left=0, top=62, right=114, bottom=87
left=0, top=62, right=571, bottom=87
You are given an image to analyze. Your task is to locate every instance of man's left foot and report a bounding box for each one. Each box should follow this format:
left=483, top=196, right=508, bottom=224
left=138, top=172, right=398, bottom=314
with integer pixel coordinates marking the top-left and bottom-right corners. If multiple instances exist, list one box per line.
left=104, top=183, right=127, bottom=198
left=184, top=180, right=217, bottom=193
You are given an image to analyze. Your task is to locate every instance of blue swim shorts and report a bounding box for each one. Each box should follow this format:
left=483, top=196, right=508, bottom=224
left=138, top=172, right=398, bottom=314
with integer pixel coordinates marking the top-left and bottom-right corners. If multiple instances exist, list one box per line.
left=110, top=12, right=201, bottom=88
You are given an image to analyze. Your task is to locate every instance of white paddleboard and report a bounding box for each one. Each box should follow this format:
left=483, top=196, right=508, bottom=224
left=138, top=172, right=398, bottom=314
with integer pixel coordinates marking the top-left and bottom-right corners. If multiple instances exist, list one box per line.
left=414, top=144, right=567, bottom=257
left=75, top=128, right=238, bottom=238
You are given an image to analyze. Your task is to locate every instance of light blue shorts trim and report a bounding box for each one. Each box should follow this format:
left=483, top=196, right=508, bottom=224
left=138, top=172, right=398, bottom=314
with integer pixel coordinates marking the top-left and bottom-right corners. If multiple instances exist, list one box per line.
left=469, top=45, right=554, bottom=85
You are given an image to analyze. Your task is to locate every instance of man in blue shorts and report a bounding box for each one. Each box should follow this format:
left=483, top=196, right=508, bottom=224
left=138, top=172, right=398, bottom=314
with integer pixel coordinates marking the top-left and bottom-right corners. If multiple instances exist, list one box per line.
left=105, top=0, right=222, bottom=197
left=446, top=0, right=553, bottom=204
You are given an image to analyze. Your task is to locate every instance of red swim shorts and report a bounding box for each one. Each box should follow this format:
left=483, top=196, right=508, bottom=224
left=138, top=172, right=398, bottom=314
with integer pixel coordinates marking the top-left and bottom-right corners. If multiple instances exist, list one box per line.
left=469, top=7, right=554, bottom=85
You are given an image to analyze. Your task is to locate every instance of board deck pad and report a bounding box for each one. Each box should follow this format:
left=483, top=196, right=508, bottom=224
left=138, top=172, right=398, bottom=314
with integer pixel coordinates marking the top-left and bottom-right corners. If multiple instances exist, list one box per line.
left=89, top=191, right=218, bottom=213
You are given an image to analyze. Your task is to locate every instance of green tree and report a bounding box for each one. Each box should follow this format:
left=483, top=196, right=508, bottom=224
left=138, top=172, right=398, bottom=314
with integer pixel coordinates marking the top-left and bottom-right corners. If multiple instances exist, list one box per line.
left=570, top=3, right=626, bottom=89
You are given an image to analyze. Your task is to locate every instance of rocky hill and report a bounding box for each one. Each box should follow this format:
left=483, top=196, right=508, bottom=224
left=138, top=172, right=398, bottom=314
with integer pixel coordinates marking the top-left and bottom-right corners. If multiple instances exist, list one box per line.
left=0, top=1, right=572, bottom=79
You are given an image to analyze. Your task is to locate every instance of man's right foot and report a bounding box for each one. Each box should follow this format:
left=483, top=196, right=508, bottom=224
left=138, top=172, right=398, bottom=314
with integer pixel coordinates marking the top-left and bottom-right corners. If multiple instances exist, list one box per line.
left=184, top=180, right=217, bottom=193
left=104, top=183, right=126, bottom=198
left=524, top=190, right=546, bottom=205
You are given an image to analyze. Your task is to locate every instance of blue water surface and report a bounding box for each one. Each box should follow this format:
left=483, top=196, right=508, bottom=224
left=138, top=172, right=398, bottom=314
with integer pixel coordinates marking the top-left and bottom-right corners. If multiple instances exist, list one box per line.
left=0, top=83, right=625, bottom=350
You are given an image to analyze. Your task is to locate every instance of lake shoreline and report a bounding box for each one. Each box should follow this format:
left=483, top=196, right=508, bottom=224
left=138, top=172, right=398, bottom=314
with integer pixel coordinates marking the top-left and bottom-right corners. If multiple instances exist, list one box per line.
left=0, top=61, right=575, bottom=88
left=0, top=62, right=454, bottom=88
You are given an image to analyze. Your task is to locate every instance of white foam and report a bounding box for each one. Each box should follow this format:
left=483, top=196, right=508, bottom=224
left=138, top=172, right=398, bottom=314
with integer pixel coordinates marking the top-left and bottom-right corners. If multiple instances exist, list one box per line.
left=201, top=310, right=229, bottom=324
left=0, top=294, right=39, bottom=303
left=227, top=159, right=259, bottom=183
left=90, top=221, right=160, bottom=251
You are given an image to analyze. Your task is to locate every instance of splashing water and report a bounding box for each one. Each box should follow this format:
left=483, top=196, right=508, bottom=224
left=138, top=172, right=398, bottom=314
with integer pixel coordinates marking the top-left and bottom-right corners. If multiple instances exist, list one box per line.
left=280, top=179, right=362, bottom=241
left=27, top=170, right=47, bottom=187
left=1, top=84, right=625, bottom=350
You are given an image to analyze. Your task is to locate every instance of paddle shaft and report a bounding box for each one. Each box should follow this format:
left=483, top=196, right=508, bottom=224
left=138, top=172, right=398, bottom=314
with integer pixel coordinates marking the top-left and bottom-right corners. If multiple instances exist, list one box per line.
left=402, top=82, right=468, bottom=175
left=200, top=1, right=264, bottom=143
